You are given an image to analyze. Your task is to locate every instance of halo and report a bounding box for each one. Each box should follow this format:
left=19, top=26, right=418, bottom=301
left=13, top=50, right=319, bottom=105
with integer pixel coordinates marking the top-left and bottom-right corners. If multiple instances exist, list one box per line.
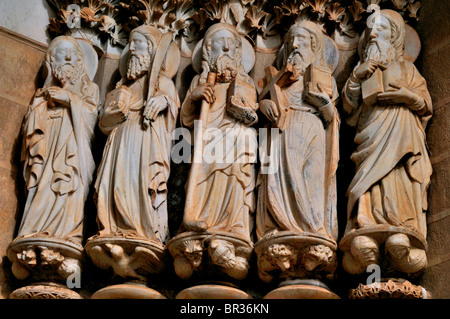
left=191, top=36, right=255, bottom=74
left=75, top=38, right=99, bottom=80
left=276, top=34, right=340, bottom=73
left=119, top=41, right=180, bottom=79
left=404, top=24, right=421, bottom=63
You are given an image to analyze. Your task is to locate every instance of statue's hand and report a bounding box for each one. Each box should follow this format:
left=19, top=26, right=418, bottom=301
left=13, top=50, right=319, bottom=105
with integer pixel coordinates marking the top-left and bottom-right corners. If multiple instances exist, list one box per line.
left=354, top=59, right=383, bottom=80
left=377, top=82, right=424, bottom=110
left=143, top=94, right=168, bottom=121
left=37, top=86, right=70, bottom=107
left=259, top=99, right=278, bottom=123
left=191, top=82, right=215, bottom=104
left=303, top=83, right=331, bottom=108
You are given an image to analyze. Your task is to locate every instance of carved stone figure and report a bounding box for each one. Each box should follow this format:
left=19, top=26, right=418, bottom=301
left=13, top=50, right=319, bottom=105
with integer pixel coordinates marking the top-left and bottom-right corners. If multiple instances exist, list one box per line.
left=255, top=21, right=340, bottom=296
left=339, top=9, right=432, bottom=289
left=7, top=36, right=99, bottom=298
left=85, top=25, right=180, bottom=294
left=168, top=23, right=257, bottom=294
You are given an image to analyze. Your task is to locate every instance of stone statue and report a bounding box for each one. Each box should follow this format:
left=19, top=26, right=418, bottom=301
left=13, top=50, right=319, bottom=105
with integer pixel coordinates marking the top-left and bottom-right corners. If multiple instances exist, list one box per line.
left=85, top=25, right=180, bottom=290
left=168, top=23, right=258, bottom=290
left=339, top=9, right=432, bottom=281
left=7, top=36, right=99, bottom=296
left=254, top=21, right=340, bottom=295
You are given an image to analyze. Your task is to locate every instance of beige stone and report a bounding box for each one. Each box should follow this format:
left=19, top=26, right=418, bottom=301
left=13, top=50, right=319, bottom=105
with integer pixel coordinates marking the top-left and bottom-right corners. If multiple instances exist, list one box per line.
left=176, top=284, right=252, bottom=299
left=86, top=25, right=180, bottom=288
left=340, top=9, right=432, bottom=280
left=255, top=21, right=340, bottom=289
left=7, top=36, right=100, bottom=295
left=169, top=23, right=257, bottom=285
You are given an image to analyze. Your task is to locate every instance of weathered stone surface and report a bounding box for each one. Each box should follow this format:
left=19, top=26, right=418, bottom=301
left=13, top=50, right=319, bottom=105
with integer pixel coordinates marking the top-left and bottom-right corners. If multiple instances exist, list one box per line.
left=427, top=102, right=450, bottom=163
left=0, top=96, right=27, bottom=172
left=0, top=28, right=46, bottom=106
left=420, top=260, right=450, bottom=299
left=428, top=157, right=450, bottom=215
left=417, top=43, right=450, bottom=110
left=426, top=215, right=450, bottom=267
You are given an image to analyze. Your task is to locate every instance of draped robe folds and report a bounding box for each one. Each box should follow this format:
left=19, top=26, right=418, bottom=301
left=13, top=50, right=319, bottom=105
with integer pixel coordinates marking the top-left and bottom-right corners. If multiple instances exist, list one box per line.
left=95, top=74, right=179, bottom=245
left=18, top=84, right=99, bottom=246
left=256, top=76, right=340, bottom=242
left=342, top=59, right=432, bottom=239
left=180, top=74, right=258, bottom=241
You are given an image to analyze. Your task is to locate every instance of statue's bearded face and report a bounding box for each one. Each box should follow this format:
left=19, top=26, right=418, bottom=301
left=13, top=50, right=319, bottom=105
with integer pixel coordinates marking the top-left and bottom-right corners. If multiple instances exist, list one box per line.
left=364, top=15, right=396, bottom=63
left=51, top=41, right=81, bottom=87
left=127, top=32, right=152, bottom=80
left=286, top=27, right=314, bottom=79
left=209, top=30, right=239, bottom=83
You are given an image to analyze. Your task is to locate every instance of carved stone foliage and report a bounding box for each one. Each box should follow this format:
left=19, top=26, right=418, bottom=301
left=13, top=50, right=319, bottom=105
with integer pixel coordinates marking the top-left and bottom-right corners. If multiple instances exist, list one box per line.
left=46, top=0, right=423, bottom=53
left=349, top=279, right=429, bottom=299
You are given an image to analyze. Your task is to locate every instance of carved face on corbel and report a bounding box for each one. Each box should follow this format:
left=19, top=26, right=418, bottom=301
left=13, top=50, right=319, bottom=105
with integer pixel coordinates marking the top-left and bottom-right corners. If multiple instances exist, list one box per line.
left=350, top=235, right=380, bottom=268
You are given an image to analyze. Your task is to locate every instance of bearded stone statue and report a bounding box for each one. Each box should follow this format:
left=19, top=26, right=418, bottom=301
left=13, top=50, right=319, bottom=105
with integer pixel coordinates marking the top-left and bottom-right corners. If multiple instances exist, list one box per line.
left=85, top=25, right=180, bottom=296
left=339, top=9, right=432, bottom=282
left=254, top=21, right=340, bottom=298
left=7, top=36, right=99, bottom=299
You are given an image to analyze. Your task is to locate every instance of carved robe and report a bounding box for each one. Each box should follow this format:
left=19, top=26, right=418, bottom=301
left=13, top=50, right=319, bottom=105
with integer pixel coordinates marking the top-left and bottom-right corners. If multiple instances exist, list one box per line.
left=180, top=73, right=258, bottom=240
left=256, top=77, right=340, bottom=242
left=95, top=74, right=179, bottom=245
left=342, top=59, right=432, bottom=239
left=18, top=84, right=99, bottom=245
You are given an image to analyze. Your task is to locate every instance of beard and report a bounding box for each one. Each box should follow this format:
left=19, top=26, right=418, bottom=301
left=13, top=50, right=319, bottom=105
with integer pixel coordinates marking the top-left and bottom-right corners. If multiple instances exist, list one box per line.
left=210, top=54, right=238, bottom=83
left=364, top=39, right=396, bottom=64
left=127, top=52, right=151, bottom=81
left=52, top=63, right=81, bottom=87
left=287, top=48, right=314, bottom=80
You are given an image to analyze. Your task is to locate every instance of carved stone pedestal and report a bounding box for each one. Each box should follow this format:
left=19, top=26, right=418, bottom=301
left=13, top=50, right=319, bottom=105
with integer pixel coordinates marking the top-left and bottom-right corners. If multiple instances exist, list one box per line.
left=349, top=279, right=431, bottom=299
left=7, top=237, right=84, bottom=299
left=176, top=284, right=252, bottom=299
left=168, top=231, right=253, bottom=281
left=85, top=235, right=167, bottom=281
left=9, top=282, right=83, bottom=299
left=264, top=279, right=340, bottom=299
left=91, top=283, right=167, bottom=299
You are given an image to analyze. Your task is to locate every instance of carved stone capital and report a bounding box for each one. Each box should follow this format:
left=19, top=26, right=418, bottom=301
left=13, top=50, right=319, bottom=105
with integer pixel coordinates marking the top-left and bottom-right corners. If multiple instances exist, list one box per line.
left=255, top=231, right=337, bottom=284
left=7, top=237, right=84, bottom=283
left=168, top=231, right=253, bottom=282
left=85, top=235, right=167, bottom=282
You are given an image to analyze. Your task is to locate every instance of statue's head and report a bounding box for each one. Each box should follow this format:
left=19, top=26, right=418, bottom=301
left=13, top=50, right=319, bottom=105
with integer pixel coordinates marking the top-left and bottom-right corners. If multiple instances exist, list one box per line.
left=283, top=21, right=326, bottom=78
left=362, top=9, right=405, bottom=63
left=351, top=235, right=379, bottom=268
left=266, top=243, right=297, bottom=271
left=385, top=233, right=410, bottom=260
left=201, top=23, right=243, bottom=83
left=45, top=36, right=87, bottom=88
left=208, top=239, right=236, bottom=269
left=126, top=25, right=162, bottom=80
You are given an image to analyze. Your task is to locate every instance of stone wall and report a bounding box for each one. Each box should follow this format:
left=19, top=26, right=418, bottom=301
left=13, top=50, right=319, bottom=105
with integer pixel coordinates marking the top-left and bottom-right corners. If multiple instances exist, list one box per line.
left=416, top=0, right=450, bottom=299
left=0, top=27, right=48, bottom=298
